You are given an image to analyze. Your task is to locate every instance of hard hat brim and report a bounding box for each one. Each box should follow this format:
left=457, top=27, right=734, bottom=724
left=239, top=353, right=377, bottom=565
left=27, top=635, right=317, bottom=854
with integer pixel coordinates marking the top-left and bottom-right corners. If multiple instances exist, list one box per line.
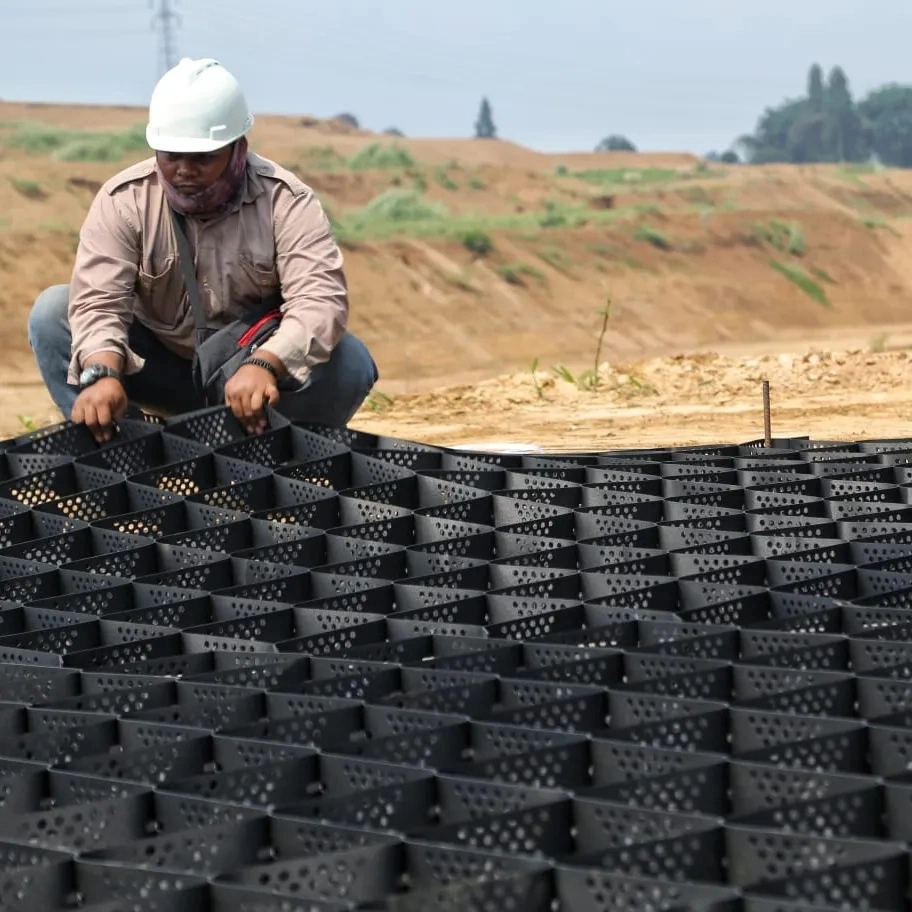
left=146, top=126, right=238, bottom=154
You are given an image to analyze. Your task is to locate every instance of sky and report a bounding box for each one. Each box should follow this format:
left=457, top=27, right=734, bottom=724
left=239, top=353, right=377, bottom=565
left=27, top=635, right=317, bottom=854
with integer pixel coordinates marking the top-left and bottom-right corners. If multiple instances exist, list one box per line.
left=3, top=0, right=912, bottom=155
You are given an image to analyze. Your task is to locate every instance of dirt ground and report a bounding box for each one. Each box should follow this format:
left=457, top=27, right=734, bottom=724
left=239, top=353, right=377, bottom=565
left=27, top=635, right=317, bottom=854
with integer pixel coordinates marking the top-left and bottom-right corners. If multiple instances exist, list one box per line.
left=10, top=338, right=912, bottom=453
left=353, top=338, right=912, bottom=450
left=2, top=101, right=912, bottom=451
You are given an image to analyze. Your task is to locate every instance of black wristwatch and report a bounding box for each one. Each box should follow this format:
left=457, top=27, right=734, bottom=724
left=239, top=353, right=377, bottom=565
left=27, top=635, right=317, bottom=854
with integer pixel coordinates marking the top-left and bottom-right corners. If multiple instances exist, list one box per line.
left=78, top=363, right=124, bottom=390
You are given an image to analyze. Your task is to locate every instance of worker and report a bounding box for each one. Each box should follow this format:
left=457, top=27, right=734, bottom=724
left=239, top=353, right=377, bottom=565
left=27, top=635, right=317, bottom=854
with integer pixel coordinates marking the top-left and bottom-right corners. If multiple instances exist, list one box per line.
left=27, top=57, right=378, bottom=441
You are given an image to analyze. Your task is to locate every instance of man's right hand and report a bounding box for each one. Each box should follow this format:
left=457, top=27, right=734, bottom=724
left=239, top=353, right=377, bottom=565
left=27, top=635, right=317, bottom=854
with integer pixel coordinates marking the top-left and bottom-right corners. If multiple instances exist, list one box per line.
left=72, top=378, right=129, bottom=443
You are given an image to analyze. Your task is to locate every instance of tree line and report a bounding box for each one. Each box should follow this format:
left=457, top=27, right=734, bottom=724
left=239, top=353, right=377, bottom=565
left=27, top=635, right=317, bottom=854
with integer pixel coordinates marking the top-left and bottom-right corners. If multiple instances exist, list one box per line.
left=356, top=73, right=912, bottom=169
left=731, top=64, right=912, bottom=167
left=474, top=69, right=912, bottom=169
left=588, top=66, right=912, bottom=166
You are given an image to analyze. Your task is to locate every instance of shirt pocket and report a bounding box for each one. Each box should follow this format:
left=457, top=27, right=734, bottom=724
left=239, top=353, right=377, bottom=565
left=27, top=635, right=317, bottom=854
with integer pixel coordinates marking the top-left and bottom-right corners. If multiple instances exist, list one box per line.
left=228, top=254, right=280, bottom=307
left=135, top=256, right=187, bottom=331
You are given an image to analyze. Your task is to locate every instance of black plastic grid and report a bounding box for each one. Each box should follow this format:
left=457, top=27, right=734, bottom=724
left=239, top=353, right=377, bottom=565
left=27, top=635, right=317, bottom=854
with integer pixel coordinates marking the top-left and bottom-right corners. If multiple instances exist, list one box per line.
left=9, top=408, right=912, bottom=906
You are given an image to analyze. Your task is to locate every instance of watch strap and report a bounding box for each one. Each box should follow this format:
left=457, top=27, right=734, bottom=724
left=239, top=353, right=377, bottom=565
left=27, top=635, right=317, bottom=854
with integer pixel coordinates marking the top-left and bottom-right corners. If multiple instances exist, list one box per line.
left=242, top=356, right=279, bottom=380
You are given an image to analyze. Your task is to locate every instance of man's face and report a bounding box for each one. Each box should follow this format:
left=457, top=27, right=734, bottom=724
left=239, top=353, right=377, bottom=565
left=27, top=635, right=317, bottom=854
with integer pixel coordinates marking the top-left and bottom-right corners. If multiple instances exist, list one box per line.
left=157, top=146, right=234, bottom=195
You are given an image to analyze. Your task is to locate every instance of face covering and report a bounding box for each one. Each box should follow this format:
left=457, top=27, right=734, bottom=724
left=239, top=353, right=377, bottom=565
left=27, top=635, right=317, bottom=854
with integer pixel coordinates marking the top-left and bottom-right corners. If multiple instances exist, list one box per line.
left=157, top=136, right=249, bottom=217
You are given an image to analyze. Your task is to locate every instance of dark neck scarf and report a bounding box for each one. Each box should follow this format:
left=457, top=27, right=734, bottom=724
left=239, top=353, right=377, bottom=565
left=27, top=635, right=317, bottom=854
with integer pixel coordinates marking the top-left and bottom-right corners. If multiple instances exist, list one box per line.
left=157, top=137, right=249, bottom=217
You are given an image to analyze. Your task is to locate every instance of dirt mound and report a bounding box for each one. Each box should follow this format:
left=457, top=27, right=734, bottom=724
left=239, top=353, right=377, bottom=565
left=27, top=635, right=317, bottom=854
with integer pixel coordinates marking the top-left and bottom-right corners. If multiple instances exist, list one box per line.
left=354, top=346, right=912, bottom=450
left=384, top=346, right=907, bottom=411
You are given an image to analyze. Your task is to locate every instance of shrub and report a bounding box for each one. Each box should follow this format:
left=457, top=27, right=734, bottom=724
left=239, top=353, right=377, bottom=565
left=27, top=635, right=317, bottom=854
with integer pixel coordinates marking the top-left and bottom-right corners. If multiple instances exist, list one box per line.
left=349, top=143, right=415, bottom=170
left=460, top=229, right=494, bottom=255
left=357, top=189, right=448, bottom=223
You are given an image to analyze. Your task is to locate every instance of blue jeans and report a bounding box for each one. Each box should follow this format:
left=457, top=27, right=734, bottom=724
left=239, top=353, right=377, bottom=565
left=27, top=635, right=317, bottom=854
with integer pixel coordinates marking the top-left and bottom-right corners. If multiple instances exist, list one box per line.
left=27, top=284, right=379, bottom=427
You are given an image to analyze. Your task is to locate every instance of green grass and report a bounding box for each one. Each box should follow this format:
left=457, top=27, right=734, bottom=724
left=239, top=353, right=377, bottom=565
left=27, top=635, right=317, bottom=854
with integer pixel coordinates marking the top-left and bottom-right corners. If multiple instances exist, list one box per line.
left=535, top=246, right=575, bottom=274
left=348, top=143, right=415, bottom=170
left=299, top=146, right=348, bottom=170
left=9, top=178, right=44, bottom=199
left=496, top=262, right=546, bottom=286
left=351, top=188, right=448, bottom=222
left=753, top=219, right=806, bottom=255
left=364, top=392, right=394, bottom=412
left=770, top=259, right=831, bottom=307
left=860, top=215, right=901, bottom=236
left=296, top=143, right=415, bottom=172
left=566, top=166, right=723, bottom=187
left=835, top=162, right=879, bottom=185
left=572, top=167, right=681, bottom=185
left=536, top=199, right=594, bottom=229
left=1, top=121, right=149, bottom=162
left=587, top=244, right=647, bottom=270
left=538, top=200, right=571, bottom=228
left=331, top=192, right=636, bottom=245
left=434, top=167, right=459, bottom=190
left=633, top=224, right=672, bottom=250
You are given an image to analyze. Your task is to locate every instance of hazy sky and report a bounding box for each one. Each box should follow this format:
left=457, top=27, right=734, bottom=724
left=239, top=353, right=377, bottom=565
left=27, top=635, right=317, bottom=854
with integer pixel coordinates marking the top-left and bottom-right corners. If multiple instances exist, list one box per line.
left=3, top=0, right=912, bottom=154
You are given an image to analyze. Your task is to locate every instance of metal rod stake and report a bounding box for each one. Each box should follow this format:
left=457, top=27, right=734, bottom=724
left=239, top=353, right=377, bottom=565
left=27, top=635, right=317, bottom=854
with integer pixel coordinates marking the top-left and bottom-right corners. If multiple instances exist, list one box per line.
left=762, top=380, right=772, bottom=448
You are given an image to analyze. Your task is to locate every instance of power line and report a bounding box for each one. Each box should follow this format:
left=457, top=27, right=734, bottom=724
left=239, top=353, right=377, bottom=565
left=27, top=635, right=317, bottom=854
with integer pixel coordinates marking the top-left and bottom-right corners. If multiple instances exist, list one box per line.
left=150, top=0, right=179, bottom=75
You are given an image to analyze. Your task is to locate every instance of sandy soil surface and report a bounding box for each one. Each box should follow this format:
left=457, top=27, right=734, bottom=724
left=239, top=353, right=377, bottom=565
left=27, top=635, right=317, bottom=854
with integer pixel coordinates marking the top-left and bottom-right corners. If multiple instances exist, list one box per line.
left=351, top=344, right=912, bottom=450
left=7, top=343, right=912, bottom=453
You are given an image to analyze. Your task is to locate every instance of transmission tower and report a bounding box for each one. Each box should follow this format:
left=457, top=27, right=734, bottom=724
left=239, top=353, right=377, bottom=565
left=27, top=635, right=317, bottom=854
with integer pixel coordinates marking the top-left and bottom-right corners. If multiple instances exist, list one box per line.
left=150, top=0, right=180, bottom=75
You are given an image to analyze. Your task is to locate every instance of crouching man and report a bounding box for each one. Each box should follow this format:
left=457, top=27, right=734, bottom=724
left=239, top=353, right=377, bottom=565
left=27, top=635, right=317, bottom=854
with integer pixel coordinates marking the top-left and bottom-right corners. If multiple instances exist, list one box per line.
left=28, top=56, right=378, bottom=441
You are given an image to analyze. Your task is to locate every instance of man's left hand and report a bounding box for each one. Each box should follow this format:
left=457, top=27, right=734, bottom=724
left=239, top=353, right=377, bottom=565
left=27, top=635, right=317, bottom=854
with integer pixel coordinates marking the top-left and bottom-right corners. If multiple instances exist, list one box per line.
left=225, top=364, right=280, bottom=434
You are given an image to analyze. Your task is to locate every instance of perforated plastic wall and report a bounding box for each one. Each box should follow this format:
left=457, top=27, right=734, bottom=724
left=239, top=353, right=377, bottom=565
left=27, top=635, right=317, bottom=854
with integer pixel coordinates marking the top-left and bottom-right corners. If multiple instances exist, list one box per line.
left=2, top=405, right=912, bottom=909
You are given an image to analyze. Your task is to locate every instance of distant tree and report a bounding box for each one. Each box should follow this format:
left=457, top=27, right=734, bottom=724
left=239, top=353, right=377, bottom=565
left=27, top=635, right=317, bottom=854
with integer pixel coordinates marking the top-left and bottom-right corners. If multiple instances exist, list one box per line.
left=858, top=84, right=912, bottom=167
left=807, top=63, right=825, bottom=112
left=595, top=134, right=636, bottom=152
left=335, top=112, right=359, bottom=129
left=735, top=64, right=873, bottom=164
left=823, top=66, right=867, bottom=161
left=474, top=97, right=497, bottom=139
left=383, top=127, right=405, bottom=137
left=735, top=97, right=810, bottom=163
left=705, top=149, right=741, bottom=163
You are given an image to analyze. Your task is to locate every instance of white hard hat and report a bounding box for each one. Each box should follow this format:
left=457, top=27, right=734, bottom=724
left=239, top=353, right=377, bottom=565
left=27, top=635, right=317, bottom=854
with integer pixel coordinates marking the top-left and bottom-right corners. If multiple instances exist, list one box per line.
left=146, top=57, right=254, bottom=153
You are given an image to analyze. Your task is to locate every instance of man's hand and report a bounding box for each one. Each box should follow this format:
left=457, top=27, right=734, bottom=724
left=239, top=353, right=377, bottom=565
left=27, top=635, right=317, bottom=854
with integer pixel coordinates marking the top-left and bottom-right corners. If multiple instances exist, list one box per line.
left=72, top=378, right=129, bottom=443
left=225, top=364, right=280, bottom=434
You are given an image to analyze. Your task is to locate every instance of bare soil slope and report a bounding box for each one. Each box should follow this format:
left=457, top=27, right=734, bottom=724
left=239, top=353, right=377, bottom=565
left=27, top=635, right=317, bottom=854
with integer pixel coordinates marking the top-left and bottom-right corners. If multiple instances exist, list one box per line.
left=2, top=100, right=912, bottom=447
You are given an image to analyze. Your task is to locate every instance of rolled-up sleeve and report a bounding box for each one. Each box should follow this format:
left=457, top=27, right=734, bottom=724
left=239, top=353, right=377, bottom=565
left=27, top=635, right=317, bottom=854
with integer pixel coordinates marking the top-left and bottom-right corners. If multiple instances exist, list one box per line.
left=256, top=187, right=348, bottom=385
left=66, top=189, right=144, bottom=385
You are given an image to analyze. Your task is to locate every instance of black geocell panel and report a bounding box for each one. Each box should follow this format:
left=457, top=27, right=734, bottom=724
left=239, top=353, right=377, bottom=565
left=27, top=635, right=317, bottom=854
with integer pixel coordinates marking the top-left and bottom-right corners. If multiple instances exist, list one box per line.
left=3, top=409, right=912, bottom=910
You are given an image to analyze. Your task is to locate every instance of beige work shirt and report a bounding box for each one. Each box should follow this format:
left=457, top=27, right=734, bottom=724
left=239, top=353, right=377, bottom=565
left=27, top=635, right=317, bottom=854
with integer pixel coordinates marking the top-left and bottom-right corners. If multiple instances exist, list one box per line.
left=67, top=150, right=349, bottom=387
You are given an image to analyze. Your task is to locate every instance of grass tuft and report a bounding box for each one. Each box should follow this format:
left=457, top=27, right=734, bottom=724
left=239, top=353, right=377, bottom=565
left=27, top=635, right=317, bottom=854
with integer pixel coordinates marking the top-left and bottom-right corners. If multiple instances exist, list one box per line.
left=2, top=121, right=149, bottom=162
left=770, top=259, right=830, bottom=307
left=753, top=219, right=805, bottom=255
left=348, top=143, right=415, bottom=170
left=9, top=178, right=45, bottom=199
left=497, top=262, right=546, bottom=286
left=633, top=224, right=672, bottom=250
